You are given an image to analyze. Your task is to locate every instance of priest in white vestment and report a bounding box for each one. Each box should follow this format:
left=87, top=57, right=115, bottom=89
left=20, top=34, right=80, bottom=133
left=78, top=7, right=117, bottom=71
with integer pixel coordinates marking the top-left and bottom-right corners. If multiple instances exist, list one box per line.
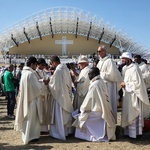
left=49, top=55, right=74, bottom=140
left=36, top=58, right=51, bottom=132
left=134, top=55, right=150, bottom=89
left=120, top=52, right=150, bottom=138
left=73, top=55, right=91, bottom=110
left=14, top=57, right=44, bottom=144
left=73, top=67, right=116, bottom=142
left=97, top=45, right=123, bottom=123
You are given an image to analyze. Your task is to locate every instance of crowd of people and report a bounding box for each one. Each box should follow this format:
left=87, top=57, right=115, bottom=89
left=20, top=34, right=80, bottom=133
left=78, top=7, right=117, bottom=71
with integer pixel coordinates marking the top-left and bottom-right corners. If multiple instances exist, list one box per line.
left=1, top=45, right=150, bottom=144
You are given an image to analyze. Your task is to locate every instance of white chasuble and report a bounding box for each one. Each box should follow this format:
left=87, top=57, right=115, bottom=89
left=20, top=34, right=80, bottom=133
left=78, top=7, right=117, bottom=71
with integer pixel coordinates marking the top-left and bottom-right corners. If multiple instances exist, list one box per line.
left=49, top=64, right=74, bottom=140
left=73, top=75, right=116, bottom=141
left=14, top=66, right=43, bottom=144
left=97, top=55, right=123, bottom=123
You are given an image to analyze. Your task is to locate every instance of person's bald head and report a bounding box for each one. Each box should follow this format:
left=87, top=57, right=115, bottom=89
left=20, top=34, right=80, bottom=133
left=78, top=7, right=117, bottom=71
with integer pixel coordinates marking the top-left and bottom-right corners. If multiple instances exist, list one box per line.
left=97, top=45, right=107, bottom=58
left=88, top=67, right=100, bottom=80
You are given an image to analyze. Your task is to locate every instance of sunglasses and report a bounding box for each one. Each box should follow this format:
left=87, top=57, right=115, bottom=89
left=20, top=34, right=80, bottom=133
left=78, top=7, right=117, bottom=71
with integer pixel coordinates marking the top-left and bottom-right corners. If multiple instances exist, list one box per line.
left=97, top=50, right=104, bottom=53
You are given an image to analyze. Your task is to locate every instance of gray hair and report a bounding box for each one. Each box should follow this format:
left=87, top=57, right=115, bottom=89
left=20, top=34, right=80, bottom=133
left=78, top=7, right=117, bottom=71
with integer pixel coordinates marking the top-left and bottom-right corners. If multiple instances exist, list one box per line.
left=99, top=45, right=107, bottom=51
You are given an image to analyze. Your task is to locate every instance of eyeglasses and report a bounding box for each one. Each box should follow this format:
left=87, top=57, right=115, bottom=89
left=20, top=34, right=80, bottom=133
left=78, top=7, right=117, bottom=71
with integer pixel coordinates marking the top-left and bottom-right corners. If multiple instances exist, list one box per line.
left=97, top=50, right=103, bottom=53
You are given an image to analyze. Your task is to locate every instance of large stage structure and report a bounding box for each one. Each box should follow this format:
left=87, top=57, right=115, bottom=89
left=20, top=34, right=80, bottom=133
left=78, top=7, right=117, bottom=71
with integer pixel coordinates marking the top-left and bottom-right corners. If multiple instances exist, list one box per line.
left=0, top=6, right=150, bottom=59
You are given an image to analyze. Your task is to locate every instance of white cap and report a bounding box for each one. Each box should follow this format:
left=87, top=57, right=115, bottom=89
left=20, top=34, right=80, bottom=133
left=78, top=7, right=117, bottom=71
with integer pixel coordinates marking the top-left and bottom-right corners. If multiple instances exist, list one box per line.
left=121, top=52, right=132, bottom=60
left=78, top=55, right=89, bottom=63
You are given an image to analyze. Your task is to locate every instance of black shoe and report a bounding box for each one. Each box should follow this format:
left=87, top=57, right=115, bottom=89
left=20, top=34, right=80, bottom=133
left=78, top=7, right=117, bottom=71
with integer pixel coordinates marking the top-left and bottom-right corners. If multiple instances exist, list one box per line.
left=30, top=138, right=39, bottom=142
left=7, top=115, right=15, bottom=119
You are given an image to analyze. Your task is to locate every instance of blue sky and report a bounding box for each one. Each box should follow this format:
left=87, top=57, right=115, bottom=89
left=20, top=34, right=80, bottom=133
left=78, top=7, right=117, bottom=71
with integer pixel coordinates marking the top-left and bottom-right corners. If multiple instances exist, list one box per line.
left=0, top=0, right=150, bottom=50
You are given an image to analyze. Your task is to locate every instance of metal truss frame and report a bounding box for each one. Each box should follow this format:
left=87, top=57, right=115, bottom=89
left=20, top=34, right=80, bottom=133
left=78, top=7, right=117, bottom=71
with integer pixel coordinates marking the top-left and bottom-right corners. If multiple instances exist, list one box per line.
left=0, top=6, right=149, bottom=58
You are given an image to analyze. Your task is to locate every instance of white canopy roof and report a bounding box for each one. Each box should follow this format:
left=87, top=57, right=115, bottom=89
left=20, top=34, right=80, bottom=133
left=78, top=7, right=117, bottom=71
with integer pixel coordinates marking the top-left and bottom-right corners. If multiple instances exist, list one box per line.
left=0, top=6, right=150, bottom=58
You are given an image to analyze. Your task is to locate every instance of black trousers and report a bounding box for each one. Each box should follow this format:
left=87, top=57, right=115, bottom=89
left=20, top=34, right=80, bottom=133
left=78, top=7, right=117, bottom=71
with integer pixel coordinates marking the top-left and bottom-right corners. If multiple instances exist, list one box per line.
left=118, top=88, right=123, bottom=102
left=6, top=91, right=16, bottom=116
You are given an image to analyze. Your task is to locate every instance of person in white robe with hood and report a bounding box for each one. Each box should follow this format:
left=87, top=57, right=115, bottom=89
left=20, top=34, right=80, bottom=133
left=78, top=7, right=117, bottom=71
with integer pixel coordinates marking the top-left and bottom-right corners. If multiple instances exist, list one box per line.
left=134, top=55, right=150, bottom=89
left=36, top=58, right=51, bottom=133
left=49, top=55, right=74, bottom=140
left=97, top=45, right=123, bottom=123
left=120, top=52, right=150, bottom=138
left=73, top=67, right=116, bottom=142
left=14, top=57, right=44, bottom=144
left=73, top=55, right=91, bottom=111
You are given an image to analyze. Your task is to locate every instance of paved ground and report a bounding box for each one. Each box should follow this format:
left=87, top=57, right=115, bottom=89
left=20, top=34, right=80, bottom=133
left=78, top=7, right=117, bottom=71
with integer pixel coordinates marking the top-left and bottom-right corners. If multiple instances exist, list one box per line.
left=0, top=96, right=150, bottom=150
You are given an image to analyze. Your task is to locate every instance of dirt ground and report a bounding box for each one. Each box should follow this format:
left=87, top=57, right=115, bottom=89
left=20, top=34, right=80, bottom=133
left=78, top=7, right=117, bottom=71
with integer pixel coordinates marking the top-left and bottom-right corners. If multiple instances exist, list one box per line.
left=0, top=96, right=150, bottom=150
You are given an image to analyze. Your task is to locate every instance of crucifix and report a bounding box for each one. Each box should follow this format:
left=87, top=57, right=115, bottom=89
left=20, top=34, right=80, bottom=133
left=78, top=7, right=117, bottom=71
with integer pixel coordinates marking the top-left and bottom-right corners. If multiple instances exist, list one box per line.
left=55, top=36, right=73, bottom=55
